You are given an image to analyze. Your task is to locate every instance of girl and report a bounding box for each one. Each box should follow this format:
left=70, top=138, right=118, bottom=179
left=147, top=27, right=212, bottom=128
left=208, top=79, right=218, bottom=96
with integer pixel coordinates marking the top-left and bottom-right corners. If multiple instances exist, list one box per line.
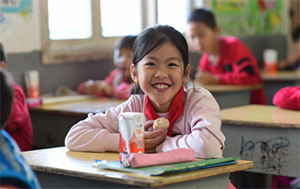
left=65, top=25, right=225, bottom=158
left=77, top=35, right=137, bottom=99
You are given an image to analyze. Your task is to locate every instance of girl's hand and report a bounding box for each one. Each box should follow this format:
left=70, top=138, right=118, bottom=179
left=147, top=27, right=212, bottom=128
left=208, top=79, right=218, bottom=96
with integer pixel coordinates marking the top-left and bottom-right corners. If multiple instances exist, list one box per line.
left=144, top=120, right=167, bottom=153
left=84, top=80, right=98, bottom=95
left=99, top=81, right=113, bottom=96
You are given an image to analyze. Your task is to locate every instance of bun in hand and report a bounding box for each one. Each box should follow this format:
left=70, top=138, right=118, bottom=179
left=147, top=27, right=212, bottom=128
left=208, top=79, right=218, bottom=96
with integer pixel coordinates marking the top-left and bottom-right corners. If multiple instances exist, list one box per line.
left=153, top=118, right=170, bottom=130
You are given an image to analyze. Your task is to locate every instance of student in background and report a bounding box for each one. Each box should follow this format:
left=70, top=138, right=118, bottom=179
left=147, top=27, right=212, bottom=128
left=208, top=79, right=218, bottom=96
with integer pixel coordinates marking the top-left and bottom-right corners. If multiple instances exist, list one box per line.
left=77, top=35, right=137, bottom=99
left=0, top=43, right=33, bottom=151
left=186, top=8, right=266, bottom=105
left=65, top=25, right=225, bottom=159
left=0, top=69, right=41, bottom=188
left=278, top=26, right=300, bottom=71
left=278, top=0, right=300, bottom=71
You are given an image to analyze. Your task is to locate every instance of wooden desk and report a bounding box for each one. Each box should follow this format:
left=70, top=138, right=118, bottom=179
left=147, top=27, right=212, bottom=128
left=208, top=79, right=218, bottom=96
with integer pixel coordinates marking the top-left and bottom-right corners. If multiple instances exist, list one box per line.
left=29, top=98, right=125, bottom=149
left=261, top=70, right=300, bottom=105
left=221, top=105, right=300, bottom=177
left=22, top=147, right=254, bottom=188
left=30, top=98, right=125, bottom=116
left=190, top=82, right=262, bottom=109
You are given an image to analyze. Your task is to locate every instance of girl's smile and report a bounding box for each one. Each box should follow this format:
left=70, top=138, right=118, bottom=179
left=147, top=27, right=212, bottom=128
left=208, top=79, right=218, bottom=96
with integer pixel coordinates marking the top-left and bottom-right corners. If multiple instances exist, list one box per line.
left=131, top=41, right=190, bottom=113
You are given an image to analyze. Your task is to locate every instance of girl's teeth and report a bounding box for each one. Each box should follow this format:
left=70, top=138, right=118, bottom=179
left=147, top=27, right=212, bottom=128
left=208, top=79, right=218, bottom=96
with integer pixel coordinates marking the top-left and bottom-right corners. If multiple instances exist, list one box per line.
left=155, top=84, right=168, bottom=89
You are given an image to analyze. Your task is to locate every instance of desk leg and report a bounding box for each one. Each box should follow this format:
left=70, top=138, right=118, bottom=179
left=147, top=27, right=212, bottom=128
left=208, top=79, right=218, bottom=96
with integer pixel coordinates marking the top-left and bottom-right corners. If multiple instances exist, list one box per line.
left=30, top=111, right=86, bottom=149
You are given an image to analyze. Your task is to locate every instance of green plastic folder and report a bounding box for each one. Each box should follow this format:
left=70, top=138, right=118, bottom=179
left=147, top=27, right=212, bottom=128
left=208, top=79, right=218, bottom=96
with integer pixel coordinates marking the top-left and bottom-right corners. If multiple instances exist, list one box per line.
left=94, top=157, right=240, bottom=176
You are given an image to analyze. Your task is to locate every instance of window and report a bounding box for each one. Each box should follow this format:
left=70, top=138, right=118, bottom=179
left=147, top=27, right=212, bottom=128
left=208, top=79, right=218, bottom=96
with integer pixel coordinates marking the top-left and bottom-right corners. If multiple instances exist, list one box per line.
left=41, top=0, right=204, bottom=64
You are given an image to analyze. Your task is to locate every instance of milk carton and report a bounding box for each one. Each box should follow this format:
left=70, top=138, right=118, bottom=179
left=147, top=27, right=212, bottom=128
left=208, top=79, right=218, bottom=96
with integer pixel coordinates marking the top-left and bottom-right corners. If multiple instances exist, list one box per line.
left=119, top=112, right=144, bottom=167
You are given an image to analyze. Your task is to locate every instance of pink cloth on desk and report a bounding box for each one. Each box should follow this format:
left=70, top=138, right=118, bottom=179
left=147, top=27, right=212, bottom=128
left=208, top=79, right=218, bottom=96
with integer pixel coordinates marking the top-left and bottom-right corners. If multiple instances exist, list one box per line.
left=128, top=148, right=195, bottom=168
left=273, top=86, right=300, bottom=110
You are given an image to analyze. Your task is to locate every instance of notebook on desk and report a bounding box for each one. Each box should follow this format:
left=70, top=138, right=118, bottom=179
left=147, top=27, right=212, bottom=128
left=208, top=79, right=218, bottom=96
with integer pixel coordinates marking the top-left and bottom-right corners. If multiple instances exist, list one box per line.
left=93, top=157, right=240, bottom=176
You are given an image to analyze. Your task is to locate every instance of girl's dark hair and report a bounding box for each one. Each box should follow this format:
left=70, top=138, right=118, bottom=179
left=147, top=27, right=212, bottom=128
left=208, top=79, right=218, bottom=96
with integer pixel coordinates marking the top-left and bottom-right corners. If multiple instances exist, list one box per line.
left=115, top=35, right=137, bottom=51
left=131, top=25, right=189, bottom=94
left=187, top=8, right=216, bottom=30
left=0, top=43, right=7, bottom=63
left=0, top=69, right=14, bottom=129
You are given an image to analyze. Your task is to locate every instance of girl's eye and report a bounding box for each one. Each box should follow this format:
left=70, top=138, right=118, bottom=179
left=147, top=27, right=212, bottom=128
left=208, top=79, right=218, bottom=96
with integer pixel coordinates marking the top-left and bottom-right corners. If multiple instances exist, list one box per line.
left=145, top=62, right=155, bottom=67
left=168, top=63, right=178, bottom=67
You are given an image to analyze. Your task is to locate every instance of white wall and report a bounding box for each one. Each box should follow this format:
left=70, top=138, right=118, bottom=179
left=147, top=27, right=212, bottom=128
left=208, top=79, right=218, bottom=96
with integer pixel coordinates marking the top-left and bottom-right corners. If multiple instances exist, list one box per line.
left=0, top=0, right=41, bottom=53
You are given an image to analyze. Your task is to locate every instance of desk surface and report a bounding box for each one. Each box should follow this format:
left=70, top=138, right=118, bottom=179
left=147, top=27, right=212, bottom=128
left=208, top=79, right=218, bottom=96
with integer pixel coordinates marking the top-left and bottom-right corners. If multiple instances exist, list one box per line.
left=23, top=147, right=254, bottom=188
left=30, top=98, right=125, bottom=116
left=261, top=70, right=300, bottom=81
left=191, top=82, right=262, bottom=93
left=221, top=105, right=300, bottom=129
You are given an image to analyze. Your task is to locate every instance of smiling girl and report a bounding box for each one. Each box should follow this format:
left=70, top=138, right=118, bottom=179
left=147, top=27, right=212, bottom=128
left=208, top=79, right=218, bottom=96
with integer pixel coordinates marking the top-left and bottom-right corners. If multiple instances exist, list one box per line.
left=65, top=25, right=225, bottom=158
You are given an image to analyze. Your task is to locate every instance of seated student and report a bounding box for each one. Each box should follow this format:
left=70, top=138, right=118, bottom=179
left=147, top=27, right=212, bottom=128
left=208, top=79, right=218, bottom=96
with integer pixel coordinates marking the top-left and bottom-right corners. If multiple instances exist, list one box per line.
left=278, top=26, right=300, bottom=71
left=77, top=35, right=137, bottom=99
left=0, top=69, right=41, bottom=188
left=0, top=43, right=33, bottom=151
left=273, top=86, right=300, bottom=110
left=186, top=8, right=266, bottom=105
left=65, top=25, right=225, bottom=158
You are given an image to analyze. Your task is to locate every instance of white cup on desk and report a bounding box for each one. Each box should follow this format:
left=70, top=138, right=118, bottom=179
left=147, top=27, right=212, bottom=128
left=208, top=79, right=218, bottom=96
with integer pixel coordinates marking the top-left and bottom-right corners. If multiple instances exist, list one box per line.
left=263, top=49, right=278, bottom=74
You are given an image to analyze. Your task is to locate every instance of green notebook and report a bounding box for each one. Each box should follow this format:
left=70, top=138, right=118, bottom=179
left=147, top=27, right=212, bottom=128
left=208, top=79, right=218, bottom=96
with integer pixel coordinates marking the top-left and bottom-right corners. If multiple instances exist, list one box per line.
left=93, top=157, right=240, bottom=176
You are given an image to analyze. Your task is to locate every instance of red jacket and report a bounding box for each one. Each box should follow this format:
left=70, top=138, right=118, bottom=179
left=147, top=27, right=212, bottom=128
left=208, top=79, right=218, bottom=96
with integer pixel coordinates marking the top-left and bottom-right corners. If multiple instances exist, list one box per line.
left=199, top=36, right=266, bottom=104
left=5, top=83, right=33, bottom=151
left=273, top=86, right=300, bottom=110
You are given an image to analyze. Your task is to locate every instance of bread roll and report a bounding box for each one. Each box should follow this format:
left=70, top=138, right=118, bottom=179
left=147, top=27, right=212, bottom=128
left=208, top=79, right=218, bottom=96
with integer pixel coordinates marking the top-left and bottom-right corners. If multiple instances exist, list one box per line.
left=153, top=118, right=170, bottom=130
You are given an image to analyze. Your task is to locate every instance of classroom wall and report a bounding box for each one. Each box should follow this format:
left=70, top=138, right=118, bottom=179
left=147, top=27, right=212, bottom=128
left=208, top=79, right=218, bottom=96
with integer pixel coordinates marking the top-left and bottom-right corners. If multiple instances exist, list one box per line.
left=1, top=0, right=288, bottom=95
left=6, top=52, right=114, bottom=94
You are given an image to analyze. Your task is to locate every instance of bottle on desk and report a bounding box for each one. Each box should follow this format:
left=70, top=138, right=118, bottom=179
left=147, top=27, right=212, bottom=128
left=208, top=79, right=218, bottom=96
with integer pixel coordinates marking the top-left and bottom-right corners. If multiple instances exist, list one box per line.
left=263, top=49, right=278, bottom=75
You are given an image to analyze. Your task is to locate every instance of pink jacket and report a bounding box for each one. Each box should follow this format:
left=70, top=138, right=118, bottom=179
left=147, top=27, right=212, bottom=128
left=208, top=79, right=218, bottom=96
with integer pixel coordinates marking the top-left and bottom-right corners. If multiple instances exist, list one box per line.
left=65, top=88, right=225, bottom=158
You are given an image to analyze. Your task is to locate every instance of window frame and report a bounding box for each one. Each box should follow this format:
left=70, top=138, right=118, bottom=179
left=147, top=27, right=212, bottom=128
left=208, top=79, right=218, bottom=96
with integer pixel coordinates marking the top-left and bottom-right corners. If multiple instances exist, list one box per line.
left=41, top=0, right=202, bottom=65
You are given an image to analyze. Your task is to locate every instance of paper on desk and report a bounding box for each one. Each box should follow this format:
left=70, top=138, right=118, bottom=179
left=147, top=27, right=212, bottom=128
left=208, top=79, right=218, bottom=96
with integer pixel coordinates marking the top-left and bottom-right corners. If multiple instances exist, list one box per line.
left=93, top=157, right=239, bottom=176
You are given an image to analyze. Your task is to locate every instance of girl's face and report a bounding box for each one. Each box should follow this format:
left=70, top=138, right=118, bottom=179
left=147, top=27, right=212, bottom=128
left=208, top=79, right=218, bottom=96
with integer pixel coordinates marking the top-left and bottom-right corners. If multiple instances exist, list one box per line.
left=131, top=41, right=190, bottom=113
left=113, top=47, right=132, bottom=77
left=186, top=21, right=219, bottom=54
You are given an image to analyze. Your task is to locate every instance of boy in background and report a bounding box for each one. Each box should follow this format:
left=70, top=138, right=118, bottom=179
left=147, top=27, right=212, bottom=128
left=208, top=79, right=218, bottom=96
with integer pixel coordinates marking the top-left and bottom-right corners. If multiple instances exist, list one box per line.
left=186, top=8, right=266, bottom=105
left=0, top=43, right=33, bottom=151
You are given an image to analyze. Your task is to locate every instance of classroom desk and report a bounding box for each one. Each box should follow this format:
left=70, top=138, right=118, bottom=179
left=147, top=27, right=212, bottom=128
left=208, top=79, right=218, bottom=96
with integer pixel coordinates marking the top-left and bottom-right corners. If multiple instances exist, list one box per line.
left=22, top=147, right=254, bottom=188
left=191, top=82, right=262, bottom=109
left=220, top=105, right=300, bottom=177
left=29, top=98, right=125, bottom=149
left=261, top=70, right=300, bottom=105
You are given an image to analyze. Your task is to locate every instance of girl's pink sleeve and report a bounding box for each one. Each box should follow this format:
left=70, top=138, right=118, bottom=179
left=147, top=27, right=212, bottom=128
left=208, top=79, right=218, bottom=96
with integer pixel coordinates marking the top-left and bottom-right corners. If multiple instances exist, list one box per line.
left=77, top=81, right=86, bottom=94
left=64, top=95, right=142, bottom=152
left=155, top=89, right=225, bottom=159
left=273, top=86, right=300, bottom=110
